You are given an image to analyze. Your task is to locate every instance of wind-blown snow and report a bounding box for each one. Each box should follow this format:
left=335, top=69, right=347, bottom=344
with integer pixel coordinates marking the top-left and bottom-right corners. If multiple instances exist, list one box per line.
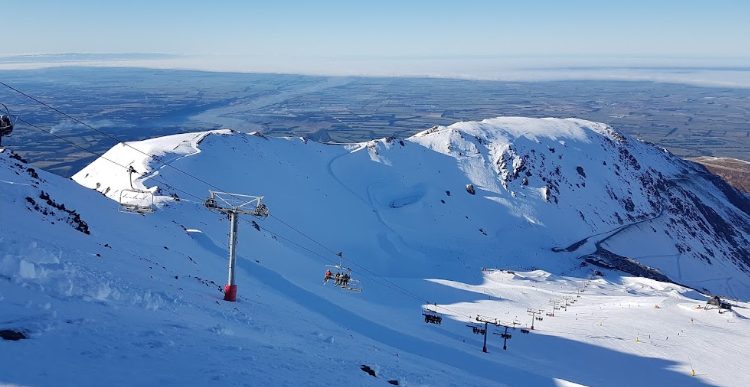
left=2, top=116, right=750, bottom=387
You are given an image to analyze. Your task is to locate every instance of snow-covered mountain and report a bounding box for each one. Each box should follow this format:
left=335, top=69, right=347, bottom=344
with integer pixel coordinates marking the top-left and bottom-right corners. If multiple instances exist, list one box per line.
left=2, top=117, right=750, bottom=387
left=72, top=117, right=750, bottom=298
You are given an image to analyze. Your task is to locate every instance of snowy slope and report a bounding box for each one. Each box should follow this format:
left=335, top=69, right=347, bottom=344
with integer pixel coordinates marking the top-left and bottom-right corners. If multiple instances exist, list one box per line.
left=2, top=117, right=750, bottom=387
left=74, top=117, right=750, bottom=298
left=1, top=148, right=495, bottom=387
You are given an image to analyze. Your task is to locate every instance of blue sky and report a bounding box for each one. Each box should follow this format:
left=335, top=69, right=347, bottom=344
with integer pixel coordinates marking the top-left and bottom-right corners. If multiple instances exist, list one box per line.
left=5, top=0, right=750, bottom=58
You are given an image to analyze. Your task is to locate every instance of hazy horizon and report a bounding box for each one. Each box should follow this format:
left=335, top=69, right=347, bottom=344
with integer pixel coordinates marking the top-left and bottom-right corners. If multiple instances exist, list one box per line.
left=6, top=0, right=750, bottom=87
left=3, top=53, right=750, bottom=88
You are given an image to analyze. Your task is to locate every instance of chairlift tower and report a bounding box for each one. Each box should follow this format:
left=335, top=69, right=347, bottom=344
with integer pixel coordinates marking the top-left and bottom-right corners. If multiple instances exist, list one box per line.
left=475, top=316, right=496, bottom=353
left=204, top=190, right=268, bottom=302
left=548, top=299, right=562, bottom=317
left=527, top=308, right=542, bottom=330
left=563, top=296, right=574, bottom=310
left=495, top=325, right=513, bottom=350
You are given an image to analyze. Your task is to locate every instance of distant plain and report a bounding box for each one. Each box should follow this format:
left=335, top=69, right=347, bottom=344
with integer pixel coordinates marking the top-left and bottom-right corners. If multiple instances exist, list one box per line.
left=1, top=67, right=749, bottom=177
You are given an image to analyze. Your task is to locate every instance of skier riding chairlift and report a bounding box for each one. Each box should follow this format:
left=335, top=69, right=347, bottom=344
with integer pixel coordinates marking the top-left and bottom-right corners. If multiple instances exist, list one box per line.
left=341, top=273, right=350, bottom=287
left=322, top=253, right=363, bottom=292
left=334, top=272, right=343, bottom=286
left=0, top=103, right=14, bottom=147
left=422, top=307, right=442, bottom=324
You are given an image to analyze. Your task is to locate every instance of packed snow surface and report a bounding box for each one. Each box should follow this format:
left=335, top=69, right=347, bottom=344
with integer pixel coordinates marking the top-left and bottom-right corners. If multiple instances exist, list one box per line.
left=2, top=117, right=750, bottom=387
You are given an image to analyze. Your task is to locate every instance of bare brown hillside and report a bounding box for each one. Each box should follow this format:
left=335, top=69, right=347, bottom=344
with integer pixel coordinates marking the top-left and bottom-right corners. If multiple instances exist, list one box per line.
left=690, top=156, right=750, bottom=194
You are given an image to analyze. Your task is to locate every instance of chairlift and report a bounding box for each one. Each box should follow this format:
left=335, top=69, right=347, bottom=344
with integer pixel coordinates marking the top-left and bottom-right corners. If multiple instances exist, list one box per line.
left=520, top=328, right=530, bottom=334
left=204, top=197, right=218, bottom=209
left=119, top=166, right=154, bottom=214
left=323, top=252, right=361, bottom=292
left=536, top=316, right=544, bottom=321
left=466, top=323, right=485, bottom=335
left=422, top=306, right=442, bottom=325
left=341, top=277, right=362, bottom=292
left=0, top=103, right=14, bottom=147
left=492, top=327, right=512, bottom=340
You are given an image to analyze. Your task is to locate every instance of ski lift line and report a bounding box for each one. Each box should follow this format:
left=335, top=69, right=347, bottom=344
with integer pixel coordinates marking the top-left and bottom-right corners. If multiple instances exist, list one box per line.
left=259, top=220, right=471, bottom=318
left=267, top=213, right=437, bottom=306
left=12, top=104, right=416, bottom=303
left=5, top=83, right=424, bottom=300
left=267, top=227, right=407, bottom=294
left=5, top=97, right=462, bottom=313
left=259, top=221, right=458, bottom=310
left=4, top=85, right=467, bottom=318
left=5, top=85, right=421, bottom=301
left=14, top=116, right=203, bottom=204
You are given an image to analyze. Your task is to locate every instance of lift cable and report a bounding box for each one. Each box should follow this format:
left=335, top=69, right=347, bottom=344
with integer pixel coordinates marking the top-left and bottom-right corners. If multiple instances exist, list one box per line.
left=1, top=83, right=472, bottom=318
left=248, top=216, right=471, bottom=318
left=0, top=81, right=222, bottom=193
left=10, top=110, right=416, bottom=304
left=268, top=213, right=444, bottom=307
left=11, top=115, right=200, bottom=203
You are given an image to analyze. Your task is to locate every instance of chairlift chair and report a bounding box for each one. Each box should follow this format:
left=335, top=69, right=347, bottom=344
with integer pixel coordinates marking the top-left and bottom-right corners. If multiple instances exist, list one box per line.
left=204, top=197, right=218, bottom=209
left=0, top=103, right=14, bottom=147
left=422, top=307, right=442, bottom=324
left=466, top=323, right=485, bottom=335
left=119, top=166, right=155, bottom=214
left=492, top=326, right=510, bottom=338
left=490, top=326, right=511, bottom=339
left=119, top=190, right=155, bottom=214
left=323, top=252, right=362, bottom=292
left=341, top=277, right=362, bottom=292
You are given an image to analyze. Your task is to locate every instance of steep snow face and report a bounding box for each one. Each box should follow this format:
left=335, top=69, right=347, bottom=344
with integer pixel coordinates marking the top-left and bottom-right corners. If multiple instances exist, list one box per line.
left=407, top=117, right=750, bottom=298
left=71, top=117, right=750, bottom=300
left=72, top=130, right=229, bottom=207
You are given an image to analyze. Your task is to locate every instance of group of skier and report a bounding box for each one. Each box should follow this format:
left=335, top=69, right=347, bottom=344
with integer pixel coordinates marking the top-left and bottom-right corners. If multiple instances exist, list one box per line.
left=424, top=314, right=442, bottom=324
left=324, top=269, right=350, bottom=287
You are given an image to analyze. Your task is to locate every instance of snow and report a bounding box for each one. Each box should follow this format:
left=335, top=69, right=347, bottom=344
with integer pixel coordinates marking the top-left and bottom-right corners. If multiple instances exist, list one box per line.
left=2, top=116, right=750, bottom=386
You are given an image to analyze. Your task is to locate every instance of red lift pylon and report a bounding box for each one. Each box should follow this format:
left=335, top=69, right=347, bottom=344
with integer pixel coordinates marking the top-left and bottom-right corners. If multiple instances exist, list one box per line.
left=204, top=191, right=268, bottom=302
